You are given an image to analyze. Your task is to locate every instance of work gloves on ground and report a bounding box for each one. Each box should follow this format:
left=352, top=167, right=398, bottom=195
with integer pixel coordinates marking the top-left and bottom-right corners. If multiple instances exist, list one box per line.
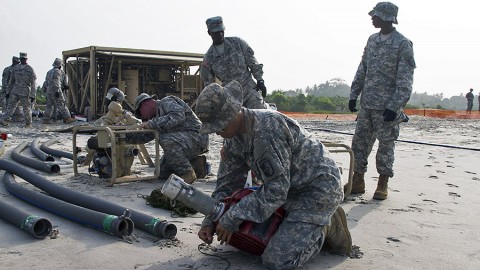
left=348, top=100, right=358, bottom=112
left=256, top=80, right=267, bottom=98
left=383, top=109, right=397, bottom=122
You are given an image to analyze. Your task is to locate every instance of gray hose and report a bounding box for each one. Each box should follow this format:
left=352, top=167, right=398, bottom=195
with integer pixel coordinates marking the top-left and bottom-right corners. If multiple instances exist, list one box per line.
left=0, top=159, right=176, bottom=239
left=2, top=171, right=134, bottom=237
left=40, top=138, right=78, bottom=160
left=31, top=138, right=55, bottom=162
left=0, top=196, right=53, bottom=239
left=12, top=141, right=60, bottom=174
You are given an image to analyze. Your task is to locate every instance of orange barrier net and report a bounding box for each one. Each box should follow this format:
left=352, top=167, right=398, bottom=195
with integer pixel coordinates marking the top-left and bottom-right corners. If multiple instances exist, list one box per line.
left=281, top=109, right=480, bottom=120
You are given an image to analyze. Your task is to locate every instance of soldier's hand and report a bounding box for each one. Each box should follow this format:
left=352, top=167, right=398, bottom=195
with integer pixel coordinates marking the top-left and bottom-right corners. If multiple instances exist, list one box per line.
left=256, top=80, right=267, bottom=98
left=198, top=226, right=214, bottom=244
left=215, top=223, right=233, bottom=245
left=348, top=100, right=358, bottom=112
left=383, top=109, right=397, bottom=122
left=55, top=92, right=60, bottom=98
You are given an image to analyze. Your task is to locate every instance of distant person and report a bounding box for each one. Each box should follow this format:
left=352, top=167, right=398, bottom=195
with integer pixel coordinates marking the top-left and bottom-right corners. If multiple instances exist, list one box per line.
left=200, top=16, right=267, bottom=109
left=348, top=2, right=415, bottom=200
left=478, top=91, right=480, bottom=112
left=135, top=93, right=209, bottom=184
left=466, top=88, right=474, bottom=113
left=0, top=52, right=37, bottom=128
left=1, top=56, right=20, bottom=114
left=42, top=58, right=76, bottom=124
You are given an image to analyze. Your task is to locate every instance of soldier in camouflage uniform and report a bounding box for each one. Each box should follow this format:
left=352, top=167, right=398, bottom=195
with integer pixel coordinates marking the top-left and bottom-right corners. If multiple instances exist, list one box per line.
left=1, top=56, right=20, bottom=114
left=43, top=58, right=76, bottom=124
left=0, top=52, right=37, bottom=128
left=348, top=2, right=416, bottom=200
left=200, top=16, right=267, bottom=110
left=195, top=81, right=352, bottom=269
left=135, top=93, right=209, bottom=184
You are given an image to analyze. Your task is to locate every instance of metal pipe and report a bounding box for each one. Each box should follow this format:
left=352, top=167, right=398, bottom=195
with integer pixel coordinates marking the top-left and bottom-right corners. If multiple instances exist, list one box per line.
left=0, top=159, right=176, bottom=239
left=31, top=138, right=55, bottom=162
left=12, top=141, right=60, bottom=174
left=40, top=138, right=78, bottom=160
left=0, top=196, right=53, bottom=239
left=2, top=171, right=133, bottom=237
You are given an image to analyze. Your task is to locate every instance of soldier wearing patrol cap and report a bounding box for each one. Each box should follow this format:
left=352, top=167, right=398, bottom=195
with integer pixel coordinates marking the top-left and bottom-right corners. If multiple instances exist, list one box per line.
left=0, top=52, right=37, bottom=128
left=42, top=58, right=76, bottom=124
left=1, top=56, right=20, bottom=114
left=200, top=16, right=267, bottom=110
left=348, top=2, right=416, bottom=200
left=134, top=93, right=209, bottom=184
left=196, top=81, right=351, bottom=269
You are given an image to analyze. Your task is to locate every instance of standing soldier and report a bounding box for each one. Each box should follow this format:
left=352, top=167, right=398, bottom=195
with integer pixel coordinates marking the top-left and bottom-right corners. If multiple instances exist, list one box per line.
left=42, top=58, right=76, bottom=124
left=1, top=56, right=20, bottom=114
left=348, top=2, right=415, bottom=200
left=200, top=16, right=267, bottom=109
left=466, top=88, right=474, bottom=113
left=0, top=52, right=37, bottom=128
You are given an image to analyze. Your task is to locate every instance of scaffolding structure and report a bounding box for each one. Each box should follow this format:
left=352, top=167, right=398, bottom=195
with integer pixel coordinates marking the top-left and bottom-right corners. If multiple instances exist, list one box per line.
left=62, top=46, right=204, bottom=120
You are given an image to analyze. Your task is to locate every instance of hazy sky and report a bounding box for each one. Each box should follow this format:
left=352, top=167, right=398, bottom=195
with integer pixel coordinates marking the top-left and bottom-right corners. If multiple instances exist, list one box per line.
left=1, top=0, right=479, bottom=98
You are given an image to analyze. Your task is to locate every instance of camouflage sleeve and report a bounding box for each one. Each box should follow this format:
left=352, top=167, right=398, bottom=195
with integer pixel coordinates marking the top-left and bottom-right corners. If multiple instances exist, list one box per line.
left=29, top=67, right=37, bottom=98
left=200, top=55, right=215, bottom=86
left=61, top=71, right=68, bottom=90
left=1, top=67, right=8, bottom=91
left=7, top=69, right=15, bottom=94
left=147, top=100, right=185, bottom=132
left=350, top=41, right=369, bottom=100
left=387, top=40, right=416, bottom=111
left=239, top=38, right=264, bottom=81
left=219, top=122, right=290, bottom=232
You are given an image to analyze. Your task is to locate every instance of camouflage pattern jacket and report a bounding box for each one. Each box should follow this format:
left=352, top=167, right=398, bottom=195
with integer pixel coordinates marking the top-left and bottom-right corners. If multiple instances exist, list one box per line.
left=1, top=65, right=14, bottom=93
left=212, top=109, right=343, bottom=232
left=7, top=64, right=37, bottom=97
left=201, top=37, right=264, bottom=99
left=45, top=68, right=68, bottom=94
left=350, top=29, right=415, bottom=113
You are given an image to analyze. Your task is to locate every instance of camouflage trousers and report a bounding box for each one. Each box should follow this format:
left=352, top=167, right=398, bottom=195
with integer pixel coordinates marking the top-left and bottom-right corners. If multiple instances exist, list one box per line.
left=44, top=91, right=71, bottom=120
left=351, top=108, right=400, bottom=177
left=0, top=92, right=6, bottom=113
left=262, top=220, right=326, bottom=269
left=158, top=131, right=209, bottom=179
left=243, top=85, right=267, bottom=109
left=3, top=94, right=32, bottom=125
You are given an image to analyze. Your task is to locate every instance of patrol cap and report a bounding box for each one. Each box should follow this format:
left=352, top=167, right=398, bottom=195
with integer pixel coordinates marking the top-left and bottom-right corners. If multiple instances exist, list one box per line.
left=368, top=2, right=398, bottom=24
left=195, top=80, right=242, bottom=134
left=12, top=56, right=20, bottom=62
left=52, top=58, right=63, bottom=67
left=19, top=52, right=28, bottom=59
left=134, top=93, right=157, bottom=114
left=206, top=16, right=225, bottom=33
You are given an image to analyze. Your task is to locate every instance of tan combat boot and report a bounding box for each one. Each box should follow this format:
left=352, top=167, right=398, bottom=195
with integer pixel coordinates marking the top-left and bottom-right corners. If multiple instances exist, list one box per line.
left=323, top=206, right=352, bottom=256
left=22, top=123, right=32, bottom=128
left=0, top=119, right=9, bottom=127
left=191, top=155, right=207, bottom=179
left=350, top=172, right=365, bottom=194
left=373, top=175, right=389, bottom=200
left=63, top=117, right=76, bottom=124
left=180, top=169, right=197, bottom=184
left=43, top=118, right=52, bottom=124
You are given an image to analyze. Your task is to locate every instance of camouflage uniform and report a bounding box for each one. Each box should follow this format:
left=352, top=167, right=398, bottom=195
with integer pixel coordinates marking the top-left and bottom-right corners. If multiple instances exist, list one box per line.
left=201, top=37, right=266, bottom=109
left=1, top=65, right=14, bottom=112
left=196, top=82, right=343, bottom=269
left=43, top=66, right=71, bottom=121
left=3, top=61, right=37, bottom=126
left=466, top=90, right=474, bottom=112
left=146, top=96, right=209, bottom=179
left=350, top=28, right=415, bottom=177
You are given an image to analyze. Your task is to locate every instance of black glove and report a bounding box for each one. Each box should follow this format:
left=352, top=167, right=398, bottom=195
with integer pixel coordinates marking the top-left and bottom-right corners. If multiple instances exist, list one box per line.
left=256, top=80, right=267, bottom=98
left=62, top=85, right=69, bottom=91
left=54, top=92, right=60, bottom=98
left=5, top=93, right=9, bottom=99
left=348, top=100, right=358, bottom=112
left=30, top=97, right=35, bottom=103
left=383, top=109, right=397, bottom=122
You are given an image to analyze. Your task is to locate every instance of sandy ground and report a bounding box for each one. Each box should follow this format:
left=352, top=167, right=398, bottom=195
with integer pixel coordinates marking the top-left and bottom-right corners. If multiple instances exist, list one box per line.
left=1, top=113, right=480, bottom=270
